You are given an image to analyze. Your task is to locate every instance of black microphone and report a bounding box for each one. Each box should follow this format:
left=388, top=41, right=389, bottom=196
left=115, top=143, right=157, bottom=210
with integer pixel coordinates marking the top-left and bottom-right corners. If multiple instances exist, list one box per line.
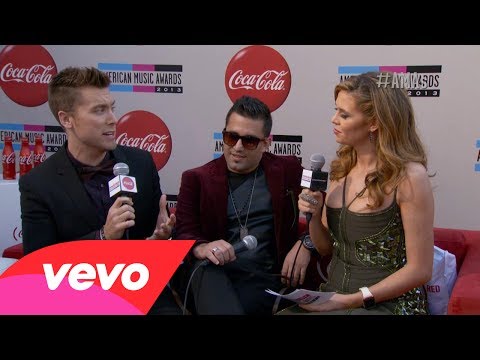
left=199, top=235, right=258, bottom=266
left=108, top=162, right=138, bottom=239
left=301, top=154, right=328, bottom=223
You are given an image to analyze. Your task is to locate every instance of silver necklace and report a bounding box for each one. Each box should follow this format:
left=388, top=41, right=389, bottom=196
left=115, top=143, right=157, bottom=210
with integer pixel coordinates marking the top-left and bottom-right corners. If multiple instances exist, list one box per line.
left=228, top=167, right=258, bottom=240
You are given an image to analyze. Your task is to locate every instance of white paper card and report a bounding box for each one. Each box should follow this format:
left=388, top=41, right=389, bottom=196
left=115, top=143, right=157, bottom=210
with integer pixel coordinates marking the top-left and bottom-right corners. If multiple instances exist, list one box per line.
left=265, top=288, right=335, bottom=305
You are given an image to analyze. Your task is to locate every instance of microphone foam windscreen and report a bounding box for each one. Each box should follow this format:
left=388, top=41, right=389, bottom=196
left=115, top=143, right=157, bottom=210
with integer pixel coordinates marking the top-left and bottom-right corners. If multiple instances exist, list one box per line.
left=113, top=162, right=130, bottom=176
left=310, top=154, right=325, bottom=170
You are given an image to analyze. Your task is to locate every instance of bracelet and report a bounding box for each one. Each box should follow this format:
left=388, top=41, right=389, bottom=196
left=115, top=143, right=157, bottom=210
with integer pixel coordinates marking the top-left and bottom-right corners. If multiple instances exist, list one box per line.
left=99, top=226, right=106, bottom=240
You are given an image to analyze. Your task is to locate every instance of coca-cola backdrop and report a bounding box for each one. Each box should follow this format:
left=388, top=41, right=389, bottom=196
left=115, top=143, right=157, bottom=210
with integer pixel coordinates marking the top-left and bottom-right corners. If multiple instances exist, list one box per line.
left=0, top=45, right=479, bottom=250
left=116, top=110, right=172, bottom=171
left=0, top=45, right=57, bottom=107
left=225, top=45, right=291, bottom=112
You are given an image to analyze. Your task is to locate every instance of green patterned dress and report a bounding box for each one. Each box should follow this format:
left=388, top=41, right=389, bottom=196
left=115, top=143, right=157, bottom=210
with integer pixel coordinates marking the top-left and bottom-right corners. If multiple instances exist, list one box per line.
left=278, top=178, right=428, bottom=315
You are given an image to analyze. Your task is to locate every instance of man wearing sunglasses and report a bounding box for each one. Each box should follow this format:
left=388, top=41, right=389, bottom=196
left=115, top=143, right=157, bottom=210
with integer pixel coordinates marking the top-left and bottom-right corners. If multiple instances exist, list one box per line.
left=174, top=95, right=313, bottom=315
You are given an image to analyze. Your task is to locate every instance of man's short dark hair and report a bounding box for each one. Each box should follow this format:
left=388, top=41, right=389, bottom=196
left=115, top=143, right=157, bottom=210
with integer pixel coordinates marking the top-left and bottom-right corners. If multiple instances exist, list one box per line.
left=225, top=95, right=272, bottom=137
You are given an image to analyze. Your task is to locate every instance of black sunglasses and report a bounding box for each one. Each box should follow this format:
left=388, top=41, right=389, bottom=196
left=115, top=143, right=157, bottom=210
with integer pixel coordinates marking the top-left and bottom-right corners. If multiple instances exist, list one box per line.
left=222, top=129, right=265, bottom=150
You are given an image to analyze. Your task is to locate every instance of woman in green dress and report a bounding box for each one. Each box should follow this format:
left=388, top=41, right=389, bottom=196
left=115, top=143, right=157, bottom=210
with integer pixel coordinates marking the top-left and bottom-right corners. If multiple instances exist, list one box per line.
left=279, top=72, right=434, bottom=315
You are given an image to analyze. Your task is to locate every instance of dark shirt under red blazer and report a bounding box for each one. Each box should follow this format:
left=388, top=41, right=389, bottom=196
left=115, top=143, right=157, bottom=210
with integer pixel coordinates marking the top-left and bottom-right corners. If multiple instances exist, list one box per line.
left=175, top=152, right=302, bottom=266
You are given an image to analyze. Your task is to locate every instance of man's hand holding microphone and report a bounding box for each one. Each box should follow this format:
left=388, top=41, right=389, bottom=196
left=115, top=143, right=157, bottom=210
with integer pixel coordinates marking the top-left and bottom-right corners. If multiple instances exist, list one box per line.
left=102, top=162, right=175, bottom=240
left=102, top=196, right=136, bottom=239
left=102, top=194, right=175, bottom=240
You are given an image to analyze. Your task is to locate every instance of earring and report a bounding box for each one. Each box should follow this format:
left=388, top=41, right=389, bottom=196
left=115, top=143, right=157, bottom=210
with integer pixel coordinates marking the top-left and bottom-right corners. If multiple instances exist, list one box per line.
left=369, top=132, right=375, bottom=143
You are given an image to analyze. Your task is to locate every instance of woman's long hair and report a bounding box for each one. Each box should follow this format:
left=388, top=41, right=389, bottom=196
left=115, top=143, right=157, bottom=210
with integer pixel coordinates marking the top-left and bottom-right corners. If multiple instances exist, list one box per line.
left=330, top=72, right=428, bottom=208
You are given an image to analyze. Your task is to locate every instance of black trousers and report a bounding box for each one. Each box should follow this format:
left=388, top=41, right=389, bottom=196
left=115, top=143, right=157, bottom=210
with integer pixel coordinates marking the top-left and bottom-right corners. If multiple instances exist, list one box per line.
left=147, top=285, right=183, bottom=315
left=189, top=260, right=284, bottom=315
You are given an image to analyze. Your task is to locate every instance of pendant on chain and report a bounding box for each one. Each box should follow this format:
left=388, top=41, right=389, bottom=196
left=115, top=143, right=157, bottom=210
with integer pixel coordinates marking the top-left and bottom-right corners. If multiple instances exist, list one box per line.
left=240, top=226, right=248, bottom=240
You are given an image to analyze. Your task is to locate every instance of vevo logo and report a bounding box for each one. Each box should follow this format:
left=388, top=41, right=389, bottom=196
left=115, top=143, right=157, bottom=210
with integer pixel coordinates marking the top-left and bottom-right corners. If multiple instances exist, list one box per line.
left=43, top=263, right=149, bottom=291
left=0, top=241, right=195, bottom=315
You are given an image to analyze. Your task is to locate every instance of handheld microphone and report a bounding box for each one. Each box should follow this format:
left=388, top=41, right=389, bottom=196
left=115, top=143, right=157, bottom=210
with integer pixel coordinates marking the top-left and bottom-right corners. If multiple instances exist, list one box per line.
left=109, top=163, right=138, bottom=198
left=108, top=162, right=137, bottom=239
left=182, top=235, right=258, bottom=314
left=301, top=154, right=328, bottom=223
left=199, top=235, right=258, bottom=266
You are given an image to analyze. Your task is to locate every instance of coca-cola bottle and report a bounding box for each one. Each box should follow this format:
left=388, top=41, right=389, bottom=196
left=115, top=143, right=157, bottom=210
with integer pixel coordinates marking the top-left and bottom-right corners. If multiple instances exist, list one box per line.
left=19, top=136, right=33, bottom=177
left=33, top=135, right=46, bottom=167
left=2, top=135, right=16, bottom=180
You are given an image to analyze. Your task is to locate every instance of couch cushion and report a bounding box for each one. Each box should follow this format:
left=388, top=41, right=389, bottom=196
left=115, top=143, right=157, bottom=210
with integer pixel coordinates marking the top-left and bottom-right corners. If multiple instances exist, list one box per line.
left=433, top=227, right=467, bottom=272
left=2, top=243, right=24, bottom=260
left=447, top=273, right=480, bottom=315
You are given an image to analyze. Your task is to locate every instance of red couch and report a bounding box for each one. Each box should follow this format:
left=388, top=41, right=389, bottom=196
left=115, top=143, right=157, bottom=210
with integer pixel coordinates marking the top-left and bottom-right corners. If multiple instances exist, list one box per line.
left=2, top=243, right=23, bottom=259
left=4, top=221, right=479, bottom=314
left=434, top=228, right=480, bottom=315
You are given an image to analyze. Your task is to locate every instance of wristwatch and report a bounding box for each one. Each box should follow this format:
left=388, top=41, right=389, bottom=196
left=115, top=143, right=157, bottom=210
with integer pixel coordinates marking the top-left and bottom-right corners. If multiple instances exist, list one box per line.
left=301, top=234, right=316, bottom=251
left=359, top=286, right=376, bottom=309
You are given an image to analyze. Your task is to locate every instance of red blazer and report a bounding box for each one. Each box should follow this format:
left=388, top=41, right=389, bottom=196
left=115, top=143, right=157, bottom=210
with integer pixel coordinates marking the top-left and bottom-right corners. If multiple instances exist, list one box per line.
left=175, top=152, right=302, bottom=265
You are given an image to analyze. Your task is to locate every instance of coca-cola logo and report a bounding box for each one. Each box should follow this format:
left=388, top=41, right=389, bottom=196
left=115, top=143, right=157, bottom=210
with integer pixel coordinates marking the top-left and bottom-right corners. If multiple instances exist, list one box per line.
left=0, top=45, right=57, bottom=107
left=19, top=153, right=33, bottom=166
left=2, top=152, right=15, bottom=164
left=13, top=226, right=22, bottom=242
left=33, top=152, right=46, bottom=164
left=116, top=110, right=172, bottom=171
left=26, top=153, right=33, bottom=165
left=1, top=63, right=54, bottom=84
left=228, top=70, right=289, bottom=91
left=225, top=45, right=291, bottom=112
left=122, top=177, right=134, bottom=190
left=116, top=133, right=169, bottom=154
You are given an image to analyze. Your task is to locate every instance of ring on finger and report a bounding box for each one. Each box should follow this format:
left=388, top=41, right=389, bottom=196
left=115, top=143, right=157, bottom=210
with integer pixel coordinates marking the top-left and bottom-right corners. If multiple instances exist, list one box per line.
left=212, top=247, right=219, bottom=254
left=300, top=193, right=319, bottom=206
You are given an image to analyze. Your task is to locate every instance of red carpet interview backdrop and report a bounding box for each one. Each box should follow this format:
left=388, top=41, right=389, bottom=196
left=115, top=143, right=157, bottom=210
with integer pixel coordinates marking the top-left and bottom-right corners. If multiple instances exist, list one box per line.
left=0, top=45, right=479, bottom=256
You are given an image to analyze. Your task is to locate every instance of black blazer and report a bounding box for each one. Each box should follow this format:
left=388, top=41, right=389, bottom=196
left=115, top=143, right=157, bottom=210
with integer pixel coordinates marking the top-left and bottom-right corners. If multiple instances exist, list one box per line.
left=19, top=144, right=161, bottom=255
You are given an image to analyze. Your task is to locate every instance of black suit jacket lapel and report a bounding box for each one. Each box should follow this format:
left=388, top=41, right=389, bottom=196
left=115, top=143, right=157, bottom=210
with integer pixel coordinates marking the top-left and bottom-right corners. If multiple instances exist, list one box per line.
left=54, top=146, right=102, bottom=229
left=262, top=154, right=285, bottom=242
left=112, top=146, right=127, bottom=165
left=212, top=156, right=229, bottom=236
